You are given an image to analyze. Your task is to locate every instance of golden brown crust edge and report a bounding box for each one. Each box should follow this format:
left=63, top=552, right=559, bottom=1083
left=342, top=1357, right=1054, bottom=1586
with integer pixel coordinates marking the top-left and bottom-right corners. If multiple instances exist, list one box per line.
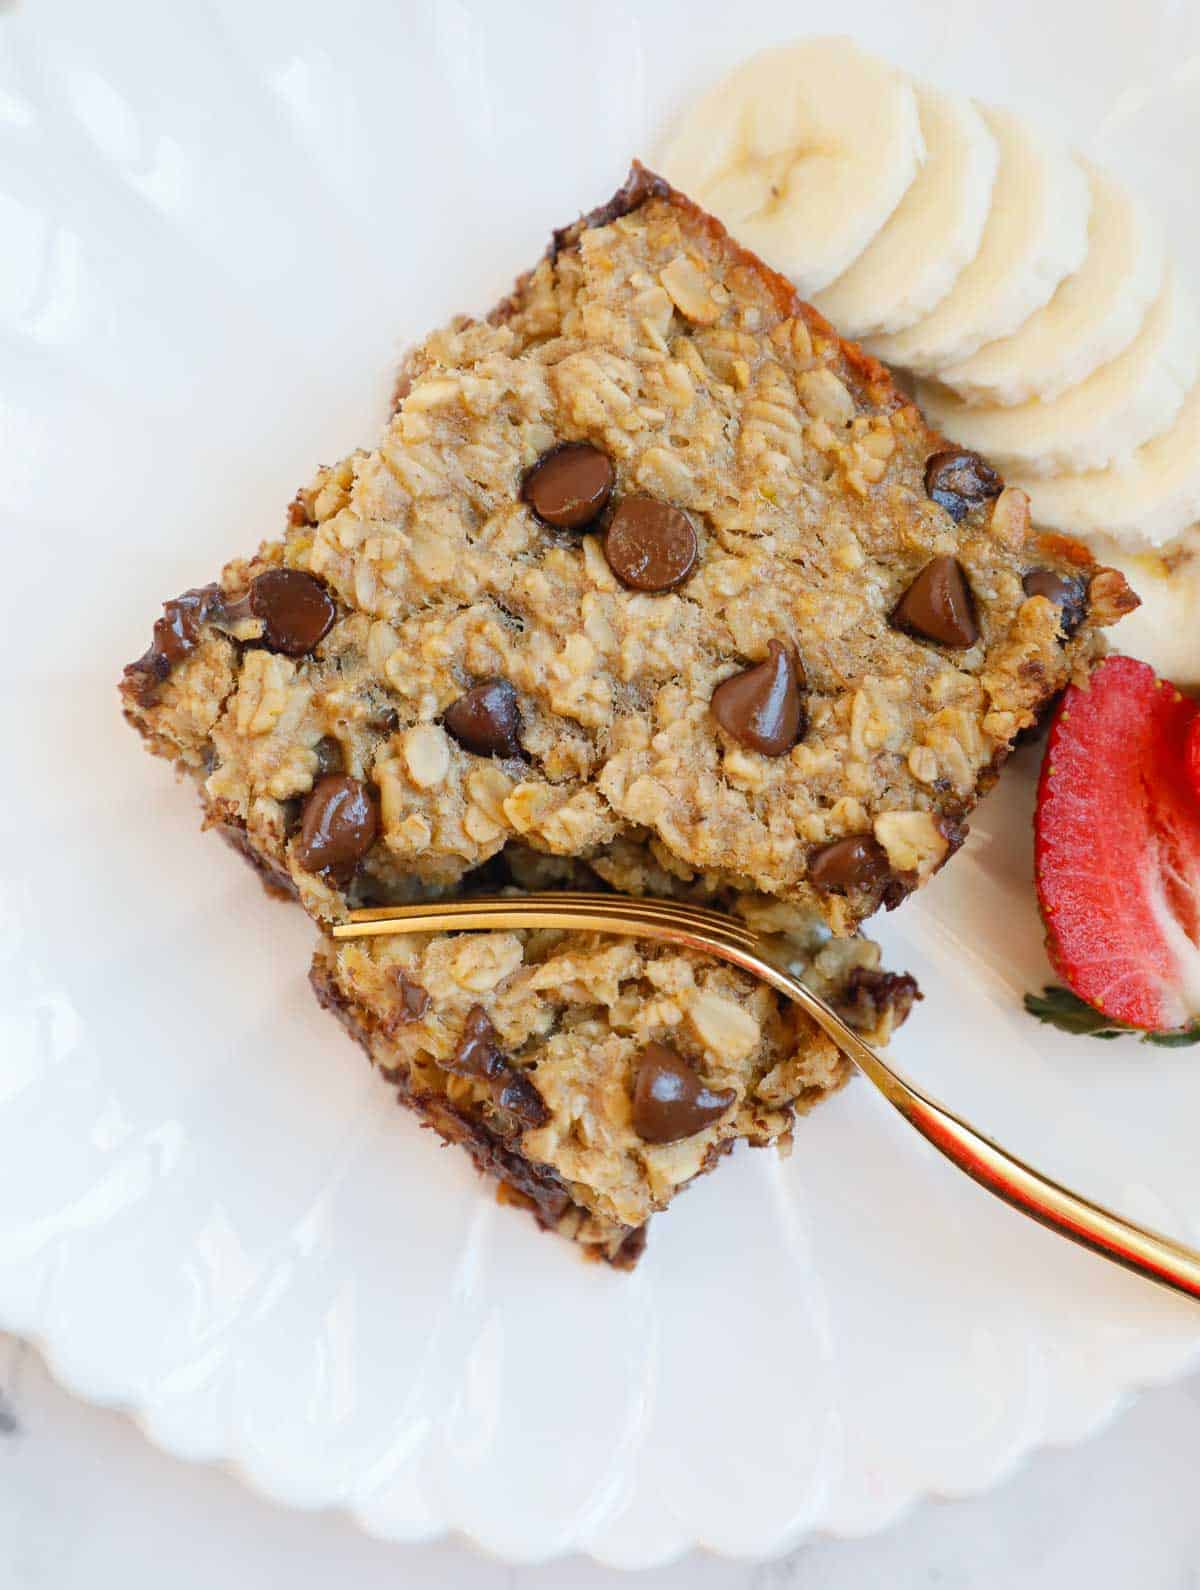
left=544, top=161, right=1137, bottom=595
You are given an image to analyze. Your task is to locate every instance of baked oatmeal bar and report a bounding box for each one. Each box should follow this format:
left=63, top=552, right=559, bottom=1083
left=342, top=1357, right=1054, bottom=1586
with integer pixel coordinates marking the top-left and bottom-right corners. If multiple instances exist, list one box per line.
left=120, top=163, right=1136, bottom=934
left=311, top=890, right=916, bottom=1266
left=313, top=842, right=918, bottom=1265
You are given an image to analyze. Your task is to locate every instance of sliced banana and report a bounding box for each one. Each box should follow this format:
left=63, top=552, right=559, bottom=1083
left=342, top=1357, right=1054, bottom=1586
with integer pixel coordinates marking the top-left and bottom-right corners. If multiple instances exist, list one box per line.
left=918, top=268, right=1199, bottom=477
left=1096, top=530, right=1200, bottom=684
left=937, top=164, right=1166, bottom=406
left=659, top=37, right=924, bottom=296
left=866, top=106, right=1090, bottom=374
left=813, top=84, right=998, bottom=340
left=1013, top=379, right=1200, bottom=544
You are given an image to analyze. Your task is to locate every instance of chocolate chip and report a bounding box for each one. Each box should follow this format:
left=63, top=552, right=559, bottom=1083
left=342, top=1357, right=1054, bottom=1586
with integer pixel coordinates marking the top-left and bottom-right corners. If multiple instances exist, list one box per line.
left=1023, top=568, right=1088, bottom=637
left=249, top=568, right=336, bottom=657
left=835, top=968, right=921, bottom=1034
left=613, top=1224, right=649, bottom=1267
left=496, top=1071, right=550, bottom=1128
left=808, top=834, right=890, bottom=895
left=522, top=443, right=614, bottom=530
left=293, top=774, right=378, bottom=874
left=122, top=583, right=222, bottom=706
left=447, top=1004, right=508, bottom=1080
left=443, top=678, right=522, bottom=757
left=711, top=640, right=807, bottom=756
left=214, top=591, right=253, bottom=626
left=312, top=735, right=344, bottom=776
left=279, top=796, right=303, bottom=835
left=604, top=498, right=698, bottom=591
left=924, top=449, right=1003, bottom=522
left=445, top=1007, right=550, bottom=1129
left=631, top=1043, right=736, bottom=1144
left=893, top=556, right=978, bottom=648
left=154, top=584, right=221, bottom=666
left=393, top=972, right=431, bottom=1022
left=372, top=705, right=401, bottom=734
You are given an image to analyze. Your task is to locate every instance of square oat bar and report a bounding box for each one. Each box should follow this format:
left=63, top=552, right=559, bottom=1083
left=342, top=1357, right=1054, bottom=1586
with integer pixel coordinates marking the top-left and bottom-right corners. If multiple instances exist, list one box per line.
left=122, top=164, right=1134, bottom=933
left=120, top=165, right=1133, bottom=1261
left=310, top=846, right=917, bottom=1265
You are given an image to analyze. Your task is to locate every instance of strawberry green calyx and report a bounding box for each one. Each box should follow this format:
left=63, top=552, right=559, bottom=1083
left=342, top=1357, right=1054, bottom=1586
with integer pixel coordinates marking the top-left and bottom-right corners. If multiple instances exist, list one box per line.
left=1025, top=985, right=1200, bottom=1046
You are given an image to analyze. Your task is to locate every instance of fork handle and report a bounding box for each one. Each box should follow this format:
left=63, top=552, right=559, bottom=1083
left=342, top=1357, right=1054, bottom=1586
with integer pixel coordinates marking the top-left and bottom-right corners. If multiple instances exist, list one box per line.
left=785, top=977, right=1200, bottom=1303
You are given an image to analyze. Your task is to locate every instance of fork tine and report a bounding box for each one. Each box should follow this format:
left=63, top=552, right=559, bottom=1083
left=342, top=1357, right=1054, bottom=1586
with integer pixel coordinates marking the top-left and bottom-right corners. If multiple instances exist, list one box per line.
left=345, top=893, right=758, bottom=942
left=527, top=903, right=759, bottom=947
left=338, top=893, right=760, bottom=950
left=513, top=893, right=759, bottom=939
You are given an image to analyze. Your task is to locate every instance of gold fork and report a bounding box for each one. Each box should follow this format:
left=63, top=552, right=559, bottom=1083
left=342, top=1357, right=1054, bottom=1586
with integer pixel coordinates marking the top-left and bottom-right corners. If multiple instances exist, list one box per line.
left=335, top=893, right=1200, bottom=1302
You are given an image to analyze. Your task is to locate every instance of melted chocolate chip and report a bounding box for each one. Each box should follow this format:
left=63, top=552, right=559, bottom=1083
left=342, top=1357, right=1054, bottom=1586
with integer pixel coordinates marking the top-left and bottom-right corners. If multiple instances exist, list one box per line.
left=522, top=443, right=614, bottom=530
left=808, top=834, right=890, bottom=895
left=631, top=1043, right=736, bottom=1145
left=550, top=163, right=672, bottom=260
left=390, top=970, right=431, bottom=1023
left=249, top=568, right=336, bottom=657
left=604, top=498, right=698, bottom=591
left=893, top=556, right=979, bottom=648
left=924, top=449, right=1003, bottom=522
left=293, top=775, right=378, bottom=874
left=122, top=583, right=222, bottom=706
left=312, top=736, right=344, bottom=776
left=279, top=796, right=303, bottom=835
left=496, top=1071, right=550, bottom=1128
left=443, top=678, right=522, bottom=757
left=215, top=592, right=253, bottom=626
left=445, top=1007, right=549, bottom=1128
left=835, top=968, right=921, bottom=1034
left=447, top=1004, right=508, bottom=1080
left=711, top=640, right=807, bottom=756
left=1023, top=568, right=1088, bottom=637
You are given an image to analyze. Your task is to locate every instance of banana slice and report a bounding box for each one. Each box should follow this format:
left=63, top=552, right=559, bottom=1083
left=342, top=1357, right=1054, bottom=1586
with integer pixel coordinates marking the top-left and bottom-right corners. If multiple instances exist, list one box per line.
left=937, top=164, right=1166, bottom=406
left=659, top=37, right=924, bottom=296
left=813, top=84, right=998, bottom=340
left=1096, top=530, right=1200, bottom=684
left=1012, top=379, right=1200, bottom=544
left=866, top=106, right=1090, bottom=374
left=918, top=268, right=1199, bottom=477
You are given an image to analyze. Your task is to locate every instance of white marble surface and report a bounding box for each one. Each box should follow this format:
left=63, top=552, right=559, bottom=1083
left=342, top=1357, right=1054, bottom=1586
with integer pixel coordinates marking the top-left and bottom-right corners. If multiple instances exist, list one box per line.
left=4, top=1328, right=1200, bottom=1588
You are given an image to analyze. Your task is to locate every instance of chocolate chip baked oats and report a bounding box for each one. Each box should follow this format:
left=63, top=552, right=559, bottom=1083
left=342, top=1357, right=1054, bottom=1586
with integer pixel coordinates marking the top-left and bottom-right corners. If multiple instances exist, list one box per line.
left=119, top=164, right=1134, bottom=1262
left=311, top=879, right=916, bottom=1265
left=122, top=164, right=1135, bottom=933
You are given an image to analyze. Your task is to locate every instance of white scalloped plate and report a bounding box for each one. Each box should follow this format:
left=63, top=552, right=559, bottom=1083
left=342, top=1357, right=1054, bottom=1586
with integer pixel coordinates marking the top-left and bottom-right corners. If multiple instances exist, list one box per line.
left=4, top=0, right=1200, bottom=1568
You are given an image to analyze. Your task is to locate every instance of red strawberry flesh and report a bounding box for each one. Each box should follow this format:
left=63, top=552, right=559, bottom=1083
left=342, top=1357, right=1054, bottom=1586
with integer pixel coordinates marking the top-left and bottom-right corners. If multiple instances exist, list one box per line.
left=1186, top=714, right=1200, bottom=806
left=1036, top=655, right=1200, bottom=1031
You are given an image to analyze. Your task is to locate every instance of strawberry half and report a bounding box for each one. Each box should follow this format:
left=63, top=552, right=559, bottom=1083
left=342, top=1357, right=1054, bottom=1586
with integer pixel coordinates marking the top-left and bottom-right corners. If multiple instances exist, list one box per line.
left=1186, top=714, right=1200, bottom=805
left=1035, top=655, right=1200, bottom=1032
